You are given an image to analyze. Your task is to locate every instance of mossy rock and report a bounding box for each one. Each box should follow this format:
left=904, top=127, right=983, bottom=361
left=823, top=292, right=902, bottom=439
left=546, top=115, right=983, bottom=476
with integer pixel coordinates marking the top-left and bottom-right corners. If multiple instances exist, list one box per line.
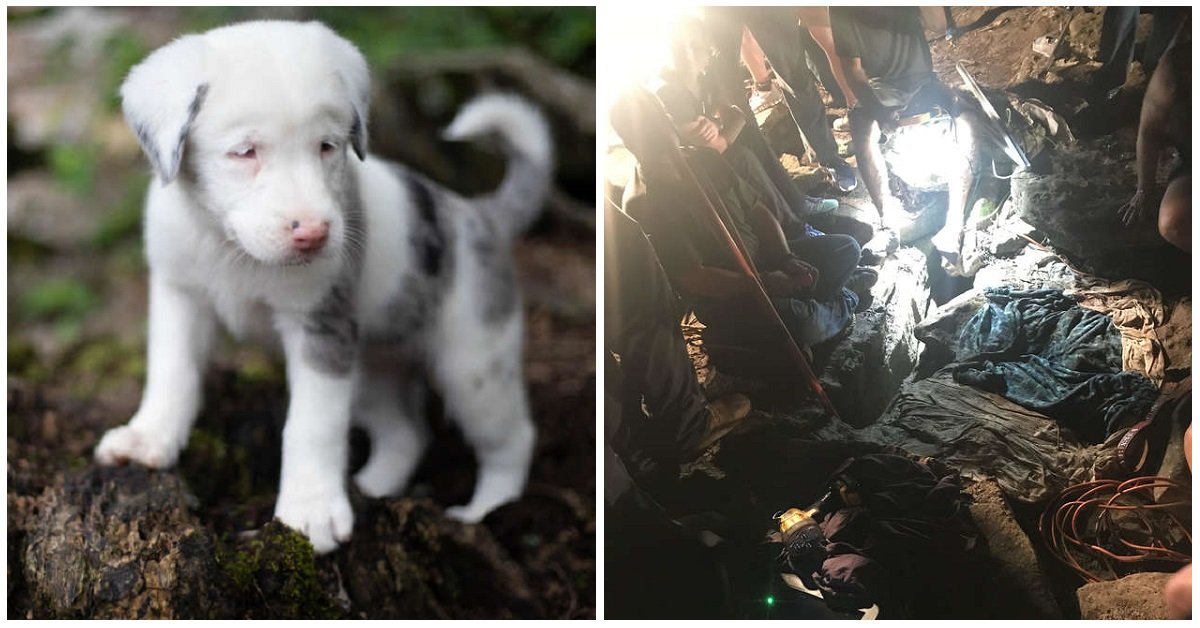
left=219, top=521, right=345, bottom=619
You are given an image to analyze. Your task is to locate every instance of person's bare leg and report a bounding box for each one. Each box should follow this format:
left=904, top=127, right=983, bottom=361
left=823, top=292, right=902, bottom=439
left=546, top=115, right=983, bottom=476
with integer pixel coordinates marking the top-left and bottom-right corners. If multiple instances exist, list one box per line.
left=849, top=110, right=887, bottom=222
left=932, top=111, right=984, bottom=268
left=740, top=26, right=772, bottom=85
left=1158, top=175, right=1191, bottom=252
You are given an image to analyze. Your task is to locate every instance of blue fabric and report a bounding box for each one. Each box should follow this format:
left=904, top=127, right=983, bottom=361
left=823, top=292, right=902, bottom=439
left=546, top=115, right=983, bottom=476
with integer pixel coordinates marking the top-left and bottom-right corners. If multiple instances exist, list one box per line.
left=950, top=288, right=1157, bottom=443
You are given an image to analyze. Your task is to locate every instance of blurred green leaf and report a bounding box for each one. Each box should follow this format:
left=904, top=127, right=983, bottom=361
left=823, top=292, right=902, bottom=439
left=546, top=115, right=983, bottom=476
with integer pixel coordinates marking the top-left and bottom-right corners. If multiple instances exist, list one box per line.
left=20, top=277, right=97, bottom=322
left=48, top=142, right=99, bottom=196
left=102, top=30, right=150, bottom=113
left=93, top=173, right=148, bottom=250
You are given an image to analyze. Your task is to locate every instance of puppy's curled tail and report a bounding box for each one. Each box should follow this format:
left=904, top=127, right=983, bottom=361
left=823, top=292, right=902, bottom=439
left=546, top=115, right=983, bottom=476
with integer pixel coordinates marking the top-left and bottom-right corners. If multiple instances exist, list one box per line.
left=443, top=93, right=554, bottom=236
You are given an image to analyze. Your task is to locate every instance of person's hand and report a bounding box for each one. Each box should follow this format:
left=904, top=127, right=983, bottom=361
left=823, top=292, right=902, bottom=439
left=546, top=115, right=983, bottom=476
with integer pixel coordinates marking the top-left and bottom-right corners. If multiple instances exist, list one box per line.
left=761, top=270, right=797, bottom=297
left=682, top=117, right=720, bottom=145
left=1118, top=189, right=1149, bottom=225
left=781, top=256, right=820, bottom=290
left=871, top=105, right=899, bottom=136
left=1166, top=563, right=1191, bottom=619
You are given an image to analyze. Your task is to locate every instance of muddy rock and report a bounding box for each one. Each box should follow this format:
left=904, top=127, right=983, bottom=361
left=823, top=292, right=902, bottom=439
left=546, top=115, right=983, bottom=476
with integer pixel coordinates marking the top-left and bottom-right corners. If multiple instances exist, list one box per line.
left=973, top=247, right=1079, bottom=293
left=336, top=497, right=541, bottom=619
left=22, top=466, right=232, bottom=619
left=1010, top=140, right=1189, bottom=285
left=1065, top=8, right=1104, bottom=61
left=1077, top=572, right=1173, bottom=619
left=821, top=247, right=929, bottom=426
left=912, top=288, right=988, bottom=378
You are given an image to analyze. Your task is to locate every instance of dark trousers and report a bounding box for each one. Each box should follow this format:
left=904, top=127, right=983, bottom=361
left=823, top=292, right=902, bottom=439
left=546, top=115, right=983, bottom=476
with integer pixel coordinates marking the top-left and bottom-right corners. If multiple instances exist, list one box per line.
left=736, top=8, right=843, bottom=166
left=722, top=144, right=808, bottom=237
left=1095, top=6, right=1187, bottom=94
left=695, top=233, right=860, bottom=348
left=707, top=7, right=840, bottom=219
left=605, top=203, right=708, bottom=472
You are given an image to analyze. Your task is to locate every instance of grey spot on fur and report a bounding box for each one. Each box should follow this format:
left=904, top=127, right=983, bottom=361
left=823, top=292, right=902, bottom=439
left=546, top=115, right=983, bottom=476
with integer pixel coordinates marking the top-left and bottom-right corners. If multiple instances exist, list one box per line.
left=365, top=269, right=444, bottom=361
left=302, top=185, right=366, bottom=375
left=350, top=109, right=366, bottom=160
left=471, top=222, right=518, bottom=323
left=160, top=83, right=209, bottom=184
left=405, top=174, right=450, bottom=278
left=304, top=279, right=358, bottom=375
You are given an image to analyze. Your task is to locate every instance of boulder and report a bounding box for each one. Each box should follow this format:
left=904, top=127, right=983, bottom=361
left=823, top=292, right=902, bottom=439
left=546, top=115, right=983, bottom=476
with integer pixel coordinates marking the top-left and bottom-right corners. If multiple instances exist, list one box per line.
left=1077, top=572, right=1173, bottom=619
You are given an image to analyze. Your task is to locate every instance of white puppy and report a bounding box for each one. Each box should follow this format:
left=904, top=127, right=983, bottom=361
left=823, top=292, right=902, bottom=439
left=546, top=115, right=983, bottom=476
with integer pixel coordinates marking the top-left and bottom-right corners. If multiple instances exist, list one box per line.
left=94, top=21, right=551, bottom=553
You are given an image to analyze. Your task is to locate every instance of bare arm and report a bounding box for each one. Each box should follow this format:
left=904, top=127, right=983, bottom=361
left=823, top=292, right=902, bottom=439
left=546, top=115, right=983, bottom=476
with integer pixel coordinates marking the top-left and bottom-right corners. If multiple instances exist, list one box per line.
left=744, top=197, right=793, bottom=270
left=919, top=6, right=948, bottom=37
left=1120, top=47, right=1181, bottom=224
left=806, top=24, right=858, bottom=108
left=1135, top=60, right=1177, bottom=197
left=842, top=56, right=892, bottom=129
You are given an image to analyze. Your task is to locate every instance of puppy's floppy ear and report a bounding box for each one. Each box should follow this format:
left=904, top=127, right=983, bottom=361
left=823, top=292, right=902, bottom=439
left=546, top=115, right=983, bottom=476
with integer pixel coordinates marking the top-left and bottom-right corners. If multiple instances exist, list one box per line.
left=313, top=22, right=370, bottom=160
left=120, top=35, right=210, bottom=184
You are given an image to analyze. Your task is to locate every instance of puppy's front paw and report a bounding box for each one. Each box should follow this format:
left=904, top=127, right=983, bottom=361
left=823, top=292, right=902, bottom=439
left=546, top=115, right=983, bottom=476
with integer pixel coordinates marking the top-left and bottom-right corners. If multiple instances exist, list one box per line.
left=95, top=424, right=179, bottom=468
left=445, top=504, right=489, bottom=524
left=274, top=488, right=354, bottom=554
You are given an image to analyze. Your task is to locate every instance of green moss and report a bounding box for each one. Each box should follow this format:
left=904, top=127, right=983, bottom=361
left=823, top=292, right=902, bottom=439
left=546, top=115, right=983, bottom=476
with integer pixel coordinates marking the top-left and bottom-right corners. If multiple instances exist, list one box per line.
left=186, top=429, right=228, bottom=465
left=235, top=350, right=283, bottom=385
left=8, top=338, right=49, bottom=382
left=219, top=523, right=343, bottom=619
left=68, top=338, right=145, bottom=381
left=7, top=233, right=54, bottom=264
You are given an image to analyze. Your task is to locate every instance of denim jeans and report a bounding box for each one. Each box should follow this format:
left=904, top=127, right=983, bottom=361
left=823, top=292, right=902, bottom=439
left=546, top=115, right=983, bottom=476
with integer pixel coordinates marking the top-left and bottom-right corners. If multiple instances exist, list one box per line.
left=695, top=233, right=861, bottom=347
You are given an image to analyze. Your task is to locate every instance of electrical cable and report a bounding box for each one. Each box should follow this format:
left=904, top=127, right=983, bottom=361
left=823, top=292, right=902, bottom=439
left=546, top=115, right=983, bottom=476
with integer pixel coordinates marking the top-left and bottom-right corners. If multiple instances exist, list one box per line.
left=1039, top=476, right=1191, bottom=582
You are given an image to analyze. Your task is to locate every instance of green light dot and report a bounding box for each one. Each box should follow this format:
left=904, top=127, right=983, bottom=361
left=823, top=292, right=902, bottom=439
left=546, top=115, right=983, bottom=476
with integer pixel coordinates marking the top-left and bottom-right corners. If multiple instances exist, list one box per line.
left=766, top=596, right=775, bottom=606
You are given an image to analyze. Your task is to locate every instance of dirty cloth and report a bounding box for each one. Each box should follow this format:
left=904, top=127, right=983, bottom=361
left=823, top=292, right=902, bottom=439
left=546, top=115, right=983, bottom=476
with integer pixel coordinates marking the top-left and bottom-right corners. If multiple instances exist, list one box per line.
left=1066, top=278, right=1192, bottom=385
left=837, top=371, right=1100, bottom=504
left=808, top=455, right=984, bottom=618
left=951, top=288, right=1157, bottom=444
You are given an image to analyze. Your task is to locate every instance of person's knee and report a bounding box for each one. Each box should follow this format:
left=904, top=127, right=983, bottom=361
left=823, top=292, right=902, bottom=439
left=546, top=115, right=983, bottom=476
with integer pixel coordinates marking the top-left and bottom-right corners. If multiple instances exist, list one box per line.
left=1158, top=202, right=1190, bottom=249
left=849, top=109, right=875, bottom=143
left=1158, top=177, right=1191, bottom=251
left=833, top=234, right=863, bottom=266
